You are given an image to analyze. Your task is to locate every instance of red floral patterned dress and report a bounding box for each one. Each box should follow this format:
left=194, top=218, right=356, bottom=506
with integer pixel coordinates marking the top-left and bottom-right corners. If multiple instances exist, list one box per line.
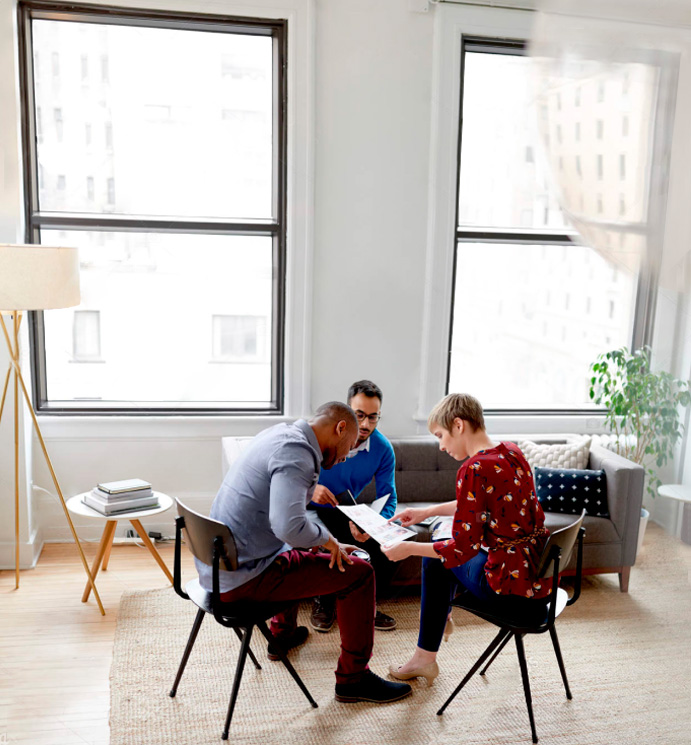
left=432, top=442, right=551, bottom=599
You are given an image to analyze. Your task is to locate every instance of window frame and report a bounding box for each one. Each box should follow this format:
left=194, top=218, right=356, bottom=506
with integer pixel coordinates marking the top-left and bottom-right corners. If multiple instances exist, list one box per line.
left=449, top=36, right=600, bottom=415
left=17, top=0, right=288, bottom=416
left=416, top=4, right=661, bottom=426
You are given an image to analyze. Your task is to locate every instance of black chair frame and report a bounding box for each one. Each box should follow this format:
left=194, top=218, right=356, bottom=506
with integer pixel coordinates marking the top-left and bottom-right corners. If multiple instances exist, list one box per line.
left=437, top=522, right=586, bottom=744
left=169, top=512, right=317, bottom=740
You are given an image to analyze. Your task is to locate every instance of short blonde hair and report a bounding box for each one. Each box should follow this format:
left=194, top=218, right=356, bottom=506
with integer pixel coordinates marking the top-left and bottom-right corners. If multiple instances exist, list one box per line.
left=427, top=393, right=485, bottom=433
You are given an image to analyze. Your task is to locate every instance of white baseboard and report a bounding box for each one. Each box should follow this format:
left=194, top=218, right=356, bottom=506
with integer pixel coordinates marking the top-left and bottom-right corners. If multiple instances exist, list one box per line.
left=0, top=527, right=44, bottom=570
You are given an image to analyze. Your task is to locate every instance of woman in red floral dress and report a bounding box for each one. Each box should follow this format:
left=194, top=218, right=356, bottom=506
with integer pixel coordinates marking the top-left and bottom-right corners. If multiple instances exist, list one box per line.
left=383, top=393, right=550, bottom=685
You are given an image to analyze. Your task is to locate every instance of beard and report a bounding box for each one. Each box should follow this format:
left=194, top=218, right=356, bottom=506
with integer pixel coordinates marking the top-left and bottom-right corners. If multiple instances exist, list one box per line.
left=356, top=428, right=373, bottom=446
left=321, top=446, right=338, bottom=470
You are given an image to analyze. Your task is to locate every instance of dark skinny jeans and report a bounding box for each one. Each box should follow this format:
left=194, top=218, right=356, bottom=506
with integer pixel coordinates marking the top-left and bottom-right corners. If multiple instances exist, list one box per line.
left=418, top=550, right=494, bottom=652
left=418, top=551, right=549, bottom=652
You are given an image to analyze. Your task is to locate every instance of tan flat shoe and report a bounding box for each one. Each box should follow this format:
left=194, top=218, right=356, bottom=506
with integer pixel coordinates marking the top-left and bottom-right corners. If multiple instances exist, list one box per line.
left=388, top=661, right=439, bottom=685
left=443, top=615, right=455, bottom=642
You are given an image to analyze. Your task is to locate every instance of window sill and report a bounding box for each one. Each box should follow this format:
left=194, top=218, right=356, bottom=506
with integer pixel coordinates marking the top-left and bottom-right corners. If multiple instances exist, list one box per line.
left=36, top=412, right=295, bottom=441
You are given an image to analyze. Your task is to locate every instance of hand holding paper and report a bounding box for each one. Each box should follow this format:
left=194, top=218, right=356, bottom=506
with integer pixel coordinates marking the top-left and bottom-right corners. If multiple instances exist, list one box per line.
left=349, top=521, right=370, bottom=542
left=336, top=503, right=417, bottom=548
left=381, top=541, right=415, bottom=562
left=388, top=506, right=430, bottom=528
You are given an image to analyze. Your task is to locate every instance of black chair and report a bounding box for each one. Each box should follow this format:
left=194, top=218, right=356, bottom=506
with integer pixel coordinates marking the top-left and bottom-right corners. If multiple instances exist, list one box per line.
left=169, top=499, right=317, bottom=741
left=437, top=510, right=586, bottom=744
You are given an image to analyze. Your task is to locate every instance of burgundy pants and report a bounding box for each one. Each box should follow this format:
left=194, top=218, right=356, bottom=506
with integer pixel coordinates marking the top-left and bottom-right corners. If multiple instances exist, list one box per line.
left=220, top=549, right=375, bottom=684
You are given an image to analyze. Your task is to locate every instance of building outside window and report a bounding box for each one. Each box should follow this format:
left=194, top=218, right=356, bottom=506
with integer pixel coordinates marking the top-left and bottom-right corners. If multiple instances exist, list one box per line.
left=448, top=38, right=639, bottom=410
left=72, top=310, right=101, bottom=360
left=212, top=315, right=268, bottom=362
left=53, top=107, right=62, bottom=141
left=19, top=0, right=286, bottom=413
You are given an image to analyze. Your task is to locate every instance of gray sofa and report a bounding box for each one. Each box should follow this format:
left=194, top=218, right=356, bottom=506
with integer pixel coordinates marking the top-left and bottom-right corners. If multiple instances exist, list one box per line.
left=220, top=434, right=645, bottom=593
left=357, top=437, right=645, bottom=592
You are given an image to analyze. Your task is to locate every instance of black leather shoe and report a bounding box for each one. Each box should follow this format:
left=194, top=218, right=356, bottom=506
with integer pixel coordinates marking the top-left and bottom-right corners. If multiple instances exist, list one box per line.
left=374, top=610, right=397, bottom=631
left=310, top=597, right=336, bottom=632
left=267, top=625, right=309, bottom=661
left=335, top=670, right=412, bottom=703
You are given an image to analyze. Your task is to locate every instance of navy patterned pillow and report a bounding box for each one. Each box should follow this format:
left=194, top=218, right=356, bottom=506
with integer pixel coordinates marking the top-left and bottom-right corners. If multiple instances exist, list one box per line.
left=534, top=467, right=609, bottom=518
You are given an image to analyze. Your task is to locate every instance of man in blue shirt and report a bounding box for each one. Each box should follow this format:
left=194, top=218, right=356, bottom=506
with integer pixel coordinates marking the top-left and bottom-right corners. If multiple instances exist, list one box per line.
left=310, top=381, right=400, bottom=632
left=198, top=401, right=411, bottom=704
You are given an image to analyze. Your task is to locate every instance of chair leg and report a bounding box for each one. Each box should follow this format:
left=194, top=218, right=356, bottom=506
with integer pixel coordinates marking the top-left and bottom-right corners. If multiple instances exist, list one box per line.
left=480, top=629, right=513, bottom=676
left=169, top=608, right=205, bottom=697
left=256, top=621, right=318, bottom=709
left=618, top=566, right=630, bottom=592
left=222, top=625, right=254, bottom=740
left=549, top=626, right=572, bottom=699
left=437, top=628, right=509, bottom=716
left=233, top=627, right=262, bottom=670
left=514, top=634, right=538, bottom=744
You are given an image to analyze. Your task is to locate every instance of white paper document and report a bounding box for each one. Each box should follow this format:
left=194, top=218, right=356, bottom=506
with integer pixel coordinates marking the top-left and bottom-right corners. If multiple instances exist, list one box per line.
left=336, top=503, right=417, bottom=548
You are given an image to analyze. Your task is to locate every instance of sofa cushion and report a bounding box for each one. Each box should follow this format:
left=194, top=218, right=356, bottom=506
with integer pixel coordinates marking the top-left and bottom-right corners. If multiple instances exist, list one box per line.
left=535, top=467, right=609, bottom=518
left=518, top=436, right=591, bottom=470
left=544, top=512, right=620, bottom=545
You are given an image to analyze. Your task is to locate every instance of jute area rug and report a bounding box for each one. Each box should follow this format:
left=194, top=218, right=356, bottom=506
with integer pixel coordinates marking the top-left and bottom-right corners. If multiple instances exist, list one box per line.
left=111, top=528, right=691, bottom=745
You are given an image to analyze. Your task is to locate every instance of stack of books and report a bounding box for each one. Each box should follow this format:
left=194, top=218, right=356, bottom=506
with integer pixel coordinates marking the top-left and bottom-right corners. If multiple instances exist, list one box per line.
left=82, top=479, right=159, bottom=516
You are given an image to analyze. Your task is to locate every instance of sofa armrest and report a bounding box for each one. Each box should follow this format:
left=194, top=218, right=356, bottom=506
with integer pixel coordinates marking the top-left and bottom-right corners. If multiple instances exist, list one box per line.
left=588, top=443, right=645, bottom=566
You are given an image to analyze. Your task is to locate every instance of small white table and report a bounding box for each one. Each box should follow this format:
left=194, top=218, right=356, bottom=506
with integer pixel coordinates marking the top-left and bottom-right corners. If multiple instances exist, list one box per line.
left=67, top=492, right=174, bottom=602
left=657, top=484, right=691, bottom=539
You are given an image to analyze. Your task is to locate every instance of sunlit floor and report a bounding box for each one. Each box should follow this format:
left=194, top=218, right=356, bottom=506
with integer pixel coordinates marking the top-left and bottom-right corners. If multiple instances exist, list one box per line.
left=0, top=540, right=197, bottom=745
left=1, top=523, right=689, bottom=745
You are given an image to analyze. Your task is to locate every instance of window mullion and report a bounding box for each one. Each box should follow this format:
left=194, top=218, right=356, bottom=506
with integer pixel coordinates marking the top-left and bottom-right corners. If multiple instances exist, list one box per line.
left=31, top=214, right=281, bottom=236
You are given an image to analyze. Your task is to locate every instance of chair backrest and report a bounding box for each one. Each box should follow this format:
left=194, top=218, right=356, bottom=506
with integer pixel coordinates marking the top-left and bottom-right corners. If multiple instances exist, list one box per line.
left=536, top=510, right=586, bottom=579
left=176, top=499, right=238, bottom=571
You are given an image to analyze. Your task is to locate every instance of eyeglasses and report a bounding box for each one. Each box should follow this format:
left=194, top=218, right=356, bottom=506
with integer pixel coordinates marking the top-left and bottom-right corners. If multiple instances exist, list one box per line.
left=354, top=410, right=381, bottom=424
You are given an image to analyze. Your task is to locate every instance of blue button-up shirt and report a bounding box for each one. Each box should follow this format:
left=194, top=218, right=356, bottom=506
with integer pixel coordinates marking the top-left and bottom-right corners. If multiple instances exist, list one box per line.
left=197, top=419, right=330, bottom=593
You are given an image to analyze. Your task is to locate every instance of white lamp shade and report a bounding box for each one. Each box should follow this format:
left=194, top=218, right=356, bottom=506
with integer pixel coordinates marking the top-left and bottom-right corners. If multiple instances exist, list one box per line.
left=0, top=244, right=81, bottom=312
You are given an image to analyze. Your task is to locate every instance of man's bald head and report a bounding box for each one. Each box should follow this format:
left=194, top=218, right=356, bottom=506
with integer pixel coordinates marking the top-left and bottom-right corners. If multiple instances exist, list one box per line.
left=312, top=401, right=358, bottom=430
left=309, top=401, right=358, bottom=469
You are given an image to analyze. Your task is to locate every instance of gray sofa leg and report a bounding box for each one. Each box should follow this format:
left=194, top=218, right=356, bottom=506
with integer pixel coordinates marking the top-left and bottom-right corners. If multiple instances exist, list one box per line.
left=618, top=566, right=631, bottom=592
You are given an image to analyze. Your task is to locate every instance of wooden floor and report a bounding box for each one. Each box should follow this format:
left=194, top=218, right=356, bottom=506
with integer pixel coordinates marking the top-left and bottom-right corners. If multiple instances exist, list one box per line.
left=0, top=541, right=197, bottom=745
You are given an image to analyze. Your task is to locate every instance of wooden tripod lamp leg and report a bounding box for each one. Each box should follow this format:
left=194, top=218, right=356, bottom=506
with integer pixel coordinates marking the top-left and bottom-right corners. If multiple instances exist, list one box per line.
left=0, top=354, right=16, bottom=586
left=16, top=368, right=106, bottom=615
left=13, top=314, right=20, bottom=590
left=0, top=313, right=106, bottom=615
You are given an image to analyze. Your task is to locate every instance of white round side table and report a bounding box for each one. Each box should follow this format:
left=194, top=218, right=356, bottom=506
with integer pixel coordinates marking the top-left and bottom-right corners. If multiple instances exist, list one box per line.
left=67, top=492, right=174, bottom=603
left=657, top=484, right=691, bottom=539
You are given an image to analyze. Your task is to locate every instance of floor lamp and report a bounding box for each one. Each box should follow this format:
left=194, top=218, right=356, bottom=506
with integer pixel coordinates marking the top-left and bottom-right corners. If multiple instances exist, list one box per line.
left=0, top=243, right=105, bottom=615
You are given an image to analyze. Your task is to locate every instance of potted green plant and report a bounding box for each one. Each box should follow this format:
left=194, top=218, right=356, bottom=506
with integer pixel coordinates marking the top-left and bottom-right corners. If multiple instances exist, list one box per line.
left=589, top=346, right=691, bottom=552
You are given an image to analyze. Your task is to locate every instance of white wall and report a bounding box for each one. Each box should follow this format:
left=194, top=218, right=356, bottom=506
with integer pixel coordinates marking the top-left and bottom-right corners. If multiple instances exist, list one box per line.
left=0, top=0, right=690, bottom=557
left=310, top=1, right=433, bottom=428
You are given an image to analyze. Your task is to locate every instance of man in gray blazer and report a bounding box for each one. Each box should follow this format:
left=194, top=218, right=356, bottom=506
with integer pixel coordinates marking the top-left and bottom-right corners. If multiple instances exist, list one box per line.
left=196, top=401, right=412, bottom=704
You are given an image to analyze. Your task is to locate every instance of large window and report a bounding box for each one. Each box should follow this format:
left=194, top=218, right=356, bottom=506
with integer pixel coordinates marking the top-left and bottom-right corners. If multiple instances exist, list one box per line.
left=448, top=39, right=640, bottom=411
left=19, top=1, right=286, bottom=413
